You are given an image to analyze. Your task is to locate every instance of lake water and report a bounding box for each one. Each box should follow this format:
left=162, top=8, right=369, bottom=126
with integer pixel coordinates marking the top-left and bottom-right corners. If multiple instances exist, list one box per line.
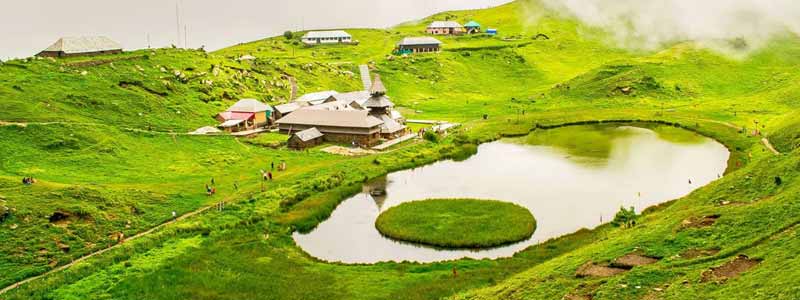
left=294, top=125, right=730, bottom=263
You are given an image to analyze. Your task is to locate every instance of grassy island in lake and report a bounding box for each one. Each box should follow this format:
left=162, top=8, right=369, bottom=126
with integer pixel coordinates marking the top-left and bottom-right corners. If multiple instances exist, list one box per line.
left=375, top=199, right=536, bottom=248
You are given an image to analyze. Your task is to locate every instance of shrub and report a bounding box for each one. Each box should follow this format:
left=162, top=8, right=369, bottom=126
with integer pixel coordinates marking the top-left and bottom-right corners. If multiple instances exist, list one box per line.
left=423, top=131, right=439, bottom=143
left=283, top=31, right=294, bottom=40
left=612, top=206, right=637, bottom=228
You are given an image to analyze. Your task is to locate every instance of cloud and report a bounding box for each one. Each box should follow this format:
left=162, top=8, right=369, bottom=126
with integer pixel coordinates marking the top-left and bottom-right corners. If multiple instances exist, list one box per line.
left=538, top=0, right=800, bottom=54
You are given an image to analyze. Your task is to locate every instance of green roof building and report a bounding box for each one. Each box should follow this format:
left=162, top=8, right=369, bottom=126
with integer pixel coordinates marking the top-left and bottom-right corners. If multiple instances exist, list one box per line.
left=464, top=21, right=482, bottom=34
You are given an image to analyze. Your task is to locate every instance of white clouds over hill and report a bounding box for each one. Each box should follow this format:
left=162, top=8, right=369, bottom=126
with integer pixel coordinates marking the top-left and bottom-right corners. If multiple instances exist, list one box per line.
left=540, top=0, right=800, bottom=53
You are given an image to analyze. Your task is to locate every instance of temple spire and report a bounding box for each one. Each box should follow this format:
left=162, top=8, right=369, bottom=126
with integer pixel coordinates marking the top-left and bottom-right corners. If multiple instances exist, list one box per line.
left=370, top=74, right=387, bottom=96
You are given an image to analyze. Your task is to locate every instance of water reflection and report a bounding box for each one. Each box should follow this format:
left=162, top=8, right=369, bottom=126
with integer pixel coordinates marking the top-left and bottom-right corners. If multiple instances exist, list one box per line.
left=294, top=126, right=729, bottom=263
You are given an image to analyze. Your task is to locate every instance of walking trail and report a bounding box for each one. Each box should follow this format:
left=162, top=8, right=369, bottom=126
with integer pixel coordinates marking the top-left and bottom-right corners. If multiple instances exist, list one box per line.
left=0, top=194, right=229, bottom=296
left=696, top=118, right=780, bottom=155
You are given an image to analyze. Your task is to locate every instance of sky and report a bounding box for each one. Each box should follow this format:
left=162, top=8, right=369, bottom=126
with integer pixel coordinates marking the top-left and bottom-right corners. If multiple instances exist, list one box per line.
left=0, top=0, right=510, bottom=59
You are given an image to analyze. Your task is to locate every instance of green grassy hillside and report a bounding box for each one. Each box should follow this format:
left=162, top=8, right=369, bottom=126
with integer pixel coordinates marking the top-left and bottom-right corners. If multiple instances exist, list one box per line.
left=1, top=0, right=799, bottom=299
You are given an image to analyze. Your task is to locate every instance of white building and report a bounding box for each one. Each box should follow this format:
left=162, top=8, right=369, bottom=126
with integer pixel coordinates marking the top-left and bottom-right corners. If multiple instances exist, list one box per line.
left=302, top=31, right=353, bottom=45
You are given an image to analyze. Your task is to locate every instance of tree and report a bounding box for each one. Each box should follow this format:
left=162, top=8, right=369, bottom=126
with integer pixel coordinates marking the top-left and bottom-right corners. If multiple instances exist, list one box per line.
left=612, top=206, right=638, bottom=228
left=284, top=31, right=294, bottom=40
left=423, top=131, right=439, bottom=143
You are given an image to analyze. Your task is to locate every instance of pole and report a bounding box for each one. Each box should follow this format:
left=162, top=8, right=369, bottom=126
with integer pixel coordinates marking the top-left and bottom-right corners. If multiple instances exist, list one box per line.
left=175, top=1, right=182, bottom=48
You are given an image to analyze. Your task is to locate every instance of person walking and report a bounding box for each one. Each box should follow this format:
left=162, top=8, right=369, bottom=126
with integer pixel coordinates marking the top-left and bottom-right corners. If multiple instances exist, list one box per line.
left=268, top=172, right=273, bottom=181
left=172, top=211, right=177, bottom=220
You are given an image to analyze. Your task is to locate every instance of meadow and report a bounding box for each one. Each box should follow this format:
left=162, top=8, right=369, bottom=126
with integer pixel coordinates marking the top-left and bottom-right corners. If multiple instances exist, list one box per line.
left=0, top=0, right=799, bottom=299
left=375, top=199, right=536, bottom=248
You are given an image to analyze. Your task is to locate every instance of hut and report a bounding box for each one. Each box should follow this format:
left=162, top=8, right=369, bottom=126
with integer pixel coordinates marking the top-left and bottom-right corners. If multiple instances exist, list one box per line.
left=227, top=99, right=273, bottom=126
left=274, top=102, right=302, bottom=119
left=217, top=99, right=273, bottom=132
left=37, top=36, right=122, bottom=58
left=487, top=29, right=498, bottom=36
left=289, top=127, right=325, bottom=149
left=218, top=119, right=248, bottom=133
left=426, top=21, right=465, bottom=35
left=276, top=109, right=384, bottom=146
left=464, top=21, right=482, bottom=34
left=302, top=31, right=353, bottom=45
left=396, top=37, right=442, bottom=54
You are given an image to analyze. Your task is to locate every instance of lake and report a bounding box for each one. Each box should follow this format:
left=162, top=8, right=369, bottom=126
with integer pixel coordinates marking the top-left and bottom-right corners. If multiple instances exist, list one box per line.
left=294, top=125, right=730, bottom=263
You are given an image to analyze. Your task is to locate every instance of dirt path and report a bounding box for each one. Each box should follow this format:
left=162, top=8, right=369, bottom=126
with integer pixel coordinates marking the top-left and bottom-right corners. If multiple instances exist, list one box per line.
left=696, top=118, right=740, bottom=130
left=0, top=199, right=223, bottom=295
left=694, top=118, right=780, bottom=155
left=762, top=137, right=781, bottom=155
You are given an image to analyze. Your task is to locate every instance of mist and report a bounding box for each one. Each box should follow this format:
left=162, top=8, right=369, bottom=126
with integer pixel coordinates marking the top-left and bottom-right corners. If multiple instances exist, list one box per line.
left=538, top=0, right=800, bottom=54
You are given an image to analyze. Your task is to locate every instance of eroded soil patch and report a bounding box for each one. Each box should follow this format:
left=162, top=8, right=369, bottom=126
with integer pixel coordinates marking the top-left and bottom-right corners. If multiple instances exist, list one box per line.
left=611, top=253, right=660, bottom=269
left=681, top=214, right=721, bottom=229
left=575, top=262, right=627, bottom=278
left=701, top=255, right=761, bottom=282
left=679, top=248, right=721, bottom=259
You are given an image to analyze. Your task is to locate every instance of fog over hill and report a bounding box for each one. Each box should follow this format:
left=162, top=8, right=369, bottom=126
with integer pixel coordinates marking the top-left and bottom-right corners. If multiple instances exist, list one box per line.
left=540, top=0, right=800, bottom=54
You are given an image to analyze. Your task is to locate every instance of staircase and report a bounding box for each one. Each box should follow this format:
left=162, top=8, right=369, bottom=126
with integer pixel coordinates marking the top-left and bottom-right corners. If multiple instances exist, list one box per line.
left=359, top=64, right=371, bottom=91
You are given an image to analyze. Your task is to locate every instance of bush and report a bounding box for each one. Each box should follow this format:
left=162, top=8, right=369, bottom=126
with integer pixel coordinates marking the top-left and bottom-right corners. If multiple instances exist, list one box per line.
left=283, top=31, right=294, bottom=40
left=612, top=206, right=637, bottom=228
left=423, top=131, right=439, bottom=143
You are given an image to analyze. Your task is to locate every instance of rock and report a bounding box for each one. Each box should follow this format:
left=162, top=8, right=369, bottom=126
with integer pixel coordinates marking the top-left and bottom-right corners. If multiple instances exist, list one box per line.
left=80, top=71, right=88, bottom=76
left=49, top=211, right=72, bottom=223
left=0, top=205, right=9, bottom=223
left=56, top=241, right=70, bottom=253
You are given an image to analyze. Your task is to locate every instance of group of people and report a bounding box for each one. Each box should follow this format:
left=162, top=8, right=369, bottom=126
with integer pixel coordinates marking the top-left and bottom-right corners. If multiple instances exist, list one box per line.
left=204, top=161, right=288, bottom=196
left=205, top=178, right=217, bottom=196
left=21, top=177, right=36, bottom=185
left=261, top=170, right=274, bottom=181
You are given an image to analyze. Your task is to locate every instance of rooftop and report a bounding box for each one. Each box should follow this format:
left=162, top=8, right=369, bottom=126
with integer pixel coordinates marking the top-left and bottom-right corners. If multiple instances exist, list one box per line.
left=364, top=95, right=394, bottom=108
left=302, top=31, right=352, bottom=39
left=331, top=91, right=371, bottom=106
left=370, top=75, right=387, bottom=96
left=41, top=36, right=122, bottom=54
left=398, top=37, right=443, bottom=46
left=465, top=21, right=482, bottom=28
left=379, top=115, right=406, bottom=134
left=428, top=21, right=463, bottom=28
left=277, top=109, right=383, bottom=129
left=227, top=99, right=272, bottom=113
left=274, top=102, right=302, bottom=114
left=297, top=91, right=339, bottom=104
left=305, top=100, right=356, bottom=111
left=293, top=127, right=324, bottom=142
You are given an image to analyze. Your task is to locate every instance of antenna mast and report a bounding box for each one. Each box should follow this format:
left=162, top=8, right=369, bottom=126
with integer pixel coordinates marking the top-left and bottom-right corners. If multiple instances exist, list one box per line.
left=175, top=1, right=182, bottom=48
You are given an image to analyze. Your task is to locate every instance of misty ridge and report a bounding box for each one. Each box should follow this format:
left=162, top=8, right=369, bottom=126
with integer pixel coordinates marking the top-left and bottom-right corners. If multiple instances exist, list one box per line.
left=532, top=0, right=800, bottom=55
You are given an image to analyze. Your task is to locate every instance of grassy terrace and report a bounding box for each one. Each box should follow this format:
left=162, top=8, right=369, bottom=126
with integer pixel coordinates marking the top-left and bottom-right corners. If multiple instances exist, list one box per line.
left=0, top=0, right=799, bottom=299
left=375, top=199, right=536, bottom=248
